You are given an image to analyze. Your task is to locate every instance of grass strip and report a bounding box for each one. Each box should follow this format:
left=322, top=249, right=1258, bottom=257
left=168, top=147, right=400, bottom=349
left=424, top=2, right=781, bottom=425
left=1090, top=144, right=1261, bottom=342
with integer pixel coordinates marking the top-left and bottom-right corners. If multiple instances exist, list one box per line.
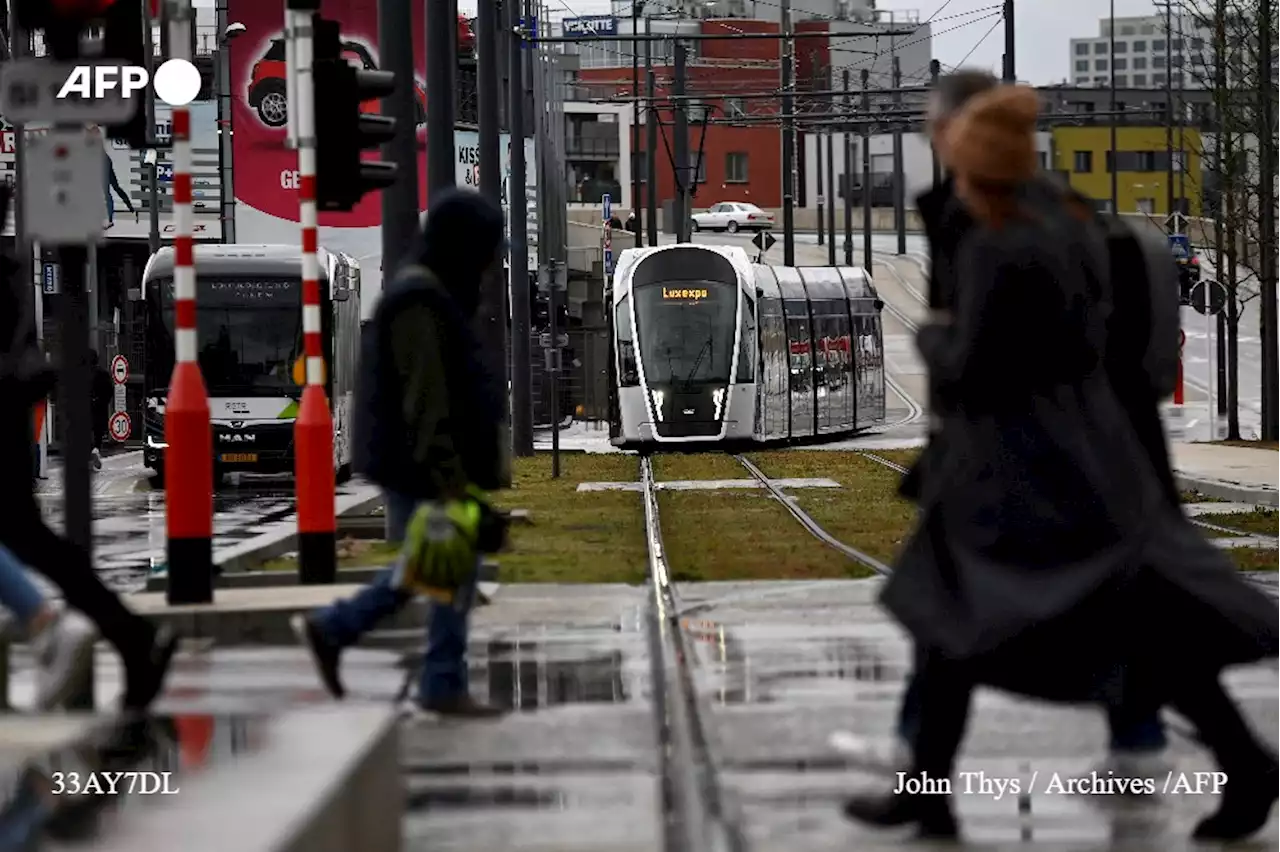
left=1228, top=548, right=1278, bottom=572
left=1194, top=509, right=1278, bottom=537
left=652, top=452, right=748, bottom=482
left=261, top=453, right=648, bottom=584
left=746, top=450, right=917, bottom=572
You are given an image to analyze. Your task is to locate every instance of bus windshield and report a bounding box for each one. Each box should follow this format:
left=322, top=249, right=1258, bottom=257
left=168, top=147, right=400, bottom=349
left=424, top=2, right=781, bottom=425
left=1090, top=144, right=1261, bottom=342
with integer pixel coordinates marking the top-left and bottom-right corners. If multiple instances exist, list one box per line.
left=146, top=276, right=305, bottom=397
left=632, top=278, right=737, bottom=386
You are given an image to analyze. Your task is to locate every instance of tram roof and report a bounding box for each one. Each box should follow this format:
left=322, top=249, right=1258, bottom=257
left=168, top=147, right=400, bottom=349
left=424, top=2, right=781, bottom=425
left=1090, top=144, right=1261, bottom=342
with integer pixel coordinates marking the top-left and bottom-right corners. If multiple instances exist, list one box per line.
left=612, top=243, right=755, bottom=307
left=142, top=244, right=351, bottom=285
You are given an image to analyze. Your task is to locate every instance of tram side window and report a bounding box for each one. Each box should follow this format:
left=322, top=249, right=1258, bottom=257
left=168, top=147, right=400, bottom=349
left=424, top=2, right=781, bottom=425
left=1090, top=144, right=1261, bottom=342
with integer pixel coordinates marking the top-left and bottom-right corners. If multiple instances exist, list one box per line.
left=616, top=296, right=639, bottom=386
left=736, top=294, right=756, bottom=383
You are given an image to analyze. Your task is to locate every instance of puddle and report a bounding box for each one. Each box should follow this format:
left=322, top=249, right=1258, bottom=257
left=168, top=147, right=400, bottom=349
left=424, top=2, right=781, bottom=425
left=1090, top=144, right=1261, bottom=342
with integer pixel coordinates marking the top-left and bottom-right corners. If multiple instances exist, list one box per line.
left=0, top=713, right=268, bottom=848
left=476, top=640, right=632, bottom=710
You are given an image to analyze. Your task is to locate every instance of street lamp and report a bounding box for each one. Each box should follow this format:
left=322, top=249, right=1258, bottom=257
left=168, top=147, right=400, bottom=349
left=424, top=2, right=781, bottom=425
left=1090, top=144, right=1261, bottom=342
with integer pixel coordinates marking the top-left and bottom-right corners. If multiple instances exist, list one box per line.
left=217, top=21, right=244, bottom=243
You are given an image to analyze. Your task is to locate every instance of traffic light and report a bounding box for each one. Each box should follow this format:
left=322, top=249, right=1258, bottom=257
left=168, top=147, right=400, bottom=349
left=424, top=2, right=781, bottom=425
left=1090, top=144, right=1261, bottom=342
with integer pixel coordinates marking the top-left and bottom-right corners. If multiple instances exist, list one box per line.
left=313, top=18, right=398, bottom=212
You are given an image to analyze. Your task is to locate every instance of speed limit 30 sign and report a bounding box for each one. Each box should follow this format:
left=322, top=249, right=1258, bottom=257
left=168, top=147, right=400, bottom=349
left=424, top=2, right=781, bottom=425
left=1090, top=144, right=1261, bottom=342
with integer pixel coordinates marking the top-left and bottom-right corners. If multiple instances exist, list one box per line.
left=108, top=411, right=132, bottom=442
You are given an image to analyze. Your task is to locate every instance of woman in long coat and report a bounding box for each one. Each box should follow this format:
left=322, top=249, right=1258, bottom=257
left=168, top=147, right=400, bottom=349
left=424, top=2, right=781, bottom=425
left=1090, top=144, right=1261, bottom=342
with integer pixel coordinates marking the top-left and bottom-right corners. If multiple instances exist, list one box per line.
left=845, top=85, right=1278, bottom=841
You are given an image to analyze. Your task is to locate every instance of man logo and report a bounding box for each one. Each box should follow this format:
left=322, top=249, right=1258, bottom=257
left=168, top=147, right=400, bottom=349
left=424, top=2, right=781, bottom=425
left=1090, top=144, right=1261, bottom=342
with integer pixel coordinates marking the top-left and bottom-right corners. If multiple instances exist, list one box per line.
left=218, top=433, right=256, bottom=443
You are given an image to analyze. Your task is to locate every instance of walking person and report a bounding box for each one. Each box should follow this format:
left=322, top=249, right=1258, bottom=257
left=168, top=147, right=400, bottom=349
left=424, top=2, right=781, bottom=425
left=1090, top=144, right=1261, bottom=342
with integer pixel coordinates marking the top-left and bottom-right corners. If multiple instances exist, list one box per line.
left=88, top=350, right=112, bottom=471
left=89, top=125, right=134, bottom=230
left=0, top=203, right=177, bottom=712
left=843, top=84, right=1278, bottom=842
left=293, top=189, right=509, bottom=717
left=0, top=541, right=96, bottom=709
left=842, top=68, right=1169, bottom=779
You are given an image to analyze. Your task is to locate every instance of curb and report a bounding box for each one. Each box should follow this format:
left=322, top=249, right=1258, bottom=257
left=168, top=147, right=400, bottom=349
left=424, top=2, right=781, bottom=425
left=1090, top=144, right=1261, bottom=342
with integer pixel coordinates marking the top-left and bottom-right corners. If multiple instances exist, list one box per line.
left=1175, top=473, right=1279, bottom=508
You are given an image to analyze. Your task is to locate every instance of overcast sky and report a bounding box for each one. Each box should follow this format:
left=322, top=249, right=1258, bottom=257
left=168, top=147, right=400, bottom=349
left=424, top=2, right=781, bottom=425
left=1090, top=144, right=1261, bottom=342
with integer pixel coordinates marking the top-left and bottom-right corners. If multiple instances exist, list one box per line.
left=457, top=0, right=1183, bottom=85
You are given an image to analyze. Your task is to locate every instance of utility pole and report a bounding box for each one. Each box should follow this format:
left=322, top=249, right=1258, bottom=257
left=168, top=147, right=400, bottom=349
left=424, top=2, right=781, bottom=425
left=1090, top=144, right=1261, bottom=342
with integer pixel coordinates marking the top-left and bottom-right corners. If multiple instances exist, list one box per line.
left=1163, top=0, right=1174, bottom=229
left=673, top=39, right=689, bottom=242
left=781, top=0, right=795, bottom=265
left=1002, top=0, right=1015, bottom=81
left=380, top=0, right=419, bottom=280
left=1213, top=0, right=1233, bottom=437
left=216, top=0, right=236, bottom=242
left=842, top=67, right=853, bottom=266
left=1108, top=0, right=1118, bottom=213
left=1258, top=0, right=1278, bottom=440
left=646, top=68, right=658, bottom=246
left=892, top=55, right=906, bottom=256
left=825, top=129, right=835, bottom=266
left=144, top=9, right=160, bottom=256
left=644, top=18, right=657, bottom=247
left=631, top=1, right=642, bottom=247
left=929, top=59, right=941, bottom=186
left=508, top=0, right=532, bottom=456
left=476, top=0, right=508, bottom=481
left=860, top=68, right=872, bottom=272
left=1211, top=0, right=1230, bottom=425
left=425, top=0, right=457, bottom=195
left=815, top=124, right=824, bottom=247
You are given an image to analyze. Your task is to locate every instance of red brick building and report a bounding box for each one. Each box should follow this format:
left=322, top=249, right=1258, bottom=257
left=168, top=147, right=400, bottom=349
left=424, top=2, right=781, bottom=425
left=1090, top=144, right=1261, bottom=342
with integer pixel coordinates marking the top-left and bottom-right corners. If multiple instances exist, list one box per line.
left=574, top=18, right=830, bottom=210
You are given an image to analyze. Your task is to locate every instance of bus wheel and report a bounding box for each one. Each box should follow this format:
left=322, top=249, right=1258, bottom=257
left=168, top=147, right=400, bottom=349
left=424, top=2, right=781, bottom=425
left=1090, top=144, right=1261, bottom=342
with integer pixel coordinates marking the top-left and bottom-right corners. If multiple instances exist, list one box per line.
left=148, top=466, right=165, bottom=489
left=336, top=462, right=352, bottom=485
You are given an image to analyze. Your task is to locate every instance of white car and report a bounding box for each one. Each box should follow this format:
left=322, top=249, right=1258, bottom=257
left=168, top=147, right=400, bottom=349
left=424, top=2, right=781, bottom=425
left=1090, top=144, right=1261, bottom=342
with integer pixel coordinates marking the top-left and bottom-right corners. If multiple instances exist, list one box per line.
left=691, top=202, right=776, bottom=234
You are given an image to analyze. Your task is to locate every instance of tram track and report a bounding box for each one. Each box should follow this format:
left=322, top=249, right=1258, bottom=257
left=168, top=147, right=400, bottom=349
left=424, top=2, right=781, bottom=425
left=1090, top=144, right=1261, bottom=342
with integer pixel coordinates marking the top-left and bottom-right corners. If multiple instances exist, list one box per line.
left=639, top=454, right=747, bottom=852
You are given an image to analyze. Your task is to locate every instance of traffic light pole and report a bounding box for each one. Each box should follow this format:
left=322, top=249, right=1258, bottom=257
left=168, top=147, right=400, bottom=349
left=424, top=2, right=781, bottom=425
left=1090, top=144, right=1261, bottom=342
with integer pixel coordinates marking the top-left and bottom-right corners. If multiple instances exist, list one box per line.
left=508, top=0, right=533, bottom=457
left=379, top=0, right=419, bottom=280
left=144, top=5, right=160, bottom=256
left=425, top=0, right=457, bottom=196
left=164, top=0, right=214, bottom=604
left=475, top=0, right=510, bottom=484
left=287, top=0, right=336, bottom=584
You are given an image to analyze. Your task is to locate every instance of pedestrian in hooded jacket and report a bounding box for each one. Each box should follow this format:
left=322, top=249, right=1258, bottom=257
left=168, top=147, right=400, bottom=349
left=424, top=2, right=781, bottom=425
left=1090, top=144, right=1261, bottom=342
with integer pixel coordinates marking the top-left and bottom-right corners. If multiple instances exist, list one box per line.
left=844, top=84, right=1278, bottom=842
left=0, top=189, right=176, bottom=713
left=844, top=68, right=1168, bottom=782
left=293, top=189, right=508, bottom=717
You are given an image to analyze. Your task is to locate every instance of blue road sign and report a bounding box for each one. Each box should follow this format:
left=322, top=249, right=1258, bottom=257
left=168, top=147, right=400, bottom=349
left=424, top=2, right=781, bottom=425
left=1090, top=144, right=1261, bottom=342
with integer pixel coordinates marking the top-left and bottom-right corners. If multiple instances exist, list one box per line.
left=563, top=16, right=617, bottom=36
left=602, top=193, right=611, bottom=222
left=520, top=16, right=538, bottom=47
left=41, top=262, right=59, bottom=294
left=157, top=163, right=174, bottom=182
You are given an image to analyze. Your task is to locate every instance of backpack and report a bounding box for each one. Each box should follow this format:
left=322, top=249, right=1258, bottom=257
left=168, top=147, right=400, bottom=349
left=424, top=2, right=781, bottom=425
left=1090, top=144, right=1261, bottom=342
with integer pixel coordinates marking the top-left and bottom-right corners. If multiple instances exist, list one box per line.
left=1096, top=215, right=1182, bottom=400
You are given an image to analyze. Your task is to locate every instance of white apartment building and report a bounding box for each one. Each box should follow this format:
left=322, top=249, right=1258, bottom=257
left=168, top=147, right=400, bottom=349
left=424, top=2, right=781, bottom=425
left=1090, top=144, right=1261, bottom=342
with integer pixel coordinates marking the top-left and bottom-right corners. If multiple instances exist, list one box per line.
left=1068, top=14, right=1211, bottom=90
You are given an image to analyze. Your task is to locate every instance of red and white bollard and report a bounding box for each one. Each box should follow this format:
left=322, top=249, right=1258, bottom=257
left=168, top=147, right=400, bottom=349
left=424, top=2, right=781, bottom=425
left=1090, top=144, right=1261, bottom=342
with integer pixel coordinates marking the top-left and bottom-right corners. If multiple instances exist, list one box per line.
left=164, top=0, right=214, bottom=605
left=286, top=3, right=336, bottom=584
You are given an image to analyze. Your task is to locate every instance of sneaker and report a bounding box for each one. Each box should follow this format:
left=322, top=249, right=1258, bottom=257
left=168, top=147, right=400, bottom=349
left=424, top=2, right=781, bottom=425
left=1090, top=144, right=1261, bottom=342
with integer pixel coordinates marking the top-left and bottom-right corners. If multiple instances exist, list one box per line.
left=32, top=611, right=96, bottom=710
left=90, top=449, right=102, bottom=471
left=419, top=694, right=506, bottom=718
left=291, top=614, right=344, bottom=699
left=828, top=732, right=911, bottom=773
left=121, top=626, right=178, bottom=712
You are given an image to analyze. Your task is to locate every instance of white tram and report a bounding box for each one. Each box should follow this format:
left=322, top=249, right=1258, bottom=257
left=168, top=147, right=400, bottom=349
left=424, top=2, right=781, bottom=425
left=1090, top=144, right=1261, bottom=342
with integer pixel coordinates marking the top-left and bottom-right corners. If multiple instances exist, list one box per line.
left=609, top=244, right=886, bottom=447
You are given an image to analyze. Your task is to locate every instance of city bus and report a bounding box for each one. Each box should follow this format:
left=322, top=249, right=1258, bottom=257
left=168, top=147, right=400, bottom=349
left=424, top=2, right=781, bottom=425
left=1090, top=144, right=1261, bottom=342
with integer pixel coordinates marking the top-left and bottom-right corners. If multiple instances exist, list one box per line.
left=140, top=244, right=362, bottom=482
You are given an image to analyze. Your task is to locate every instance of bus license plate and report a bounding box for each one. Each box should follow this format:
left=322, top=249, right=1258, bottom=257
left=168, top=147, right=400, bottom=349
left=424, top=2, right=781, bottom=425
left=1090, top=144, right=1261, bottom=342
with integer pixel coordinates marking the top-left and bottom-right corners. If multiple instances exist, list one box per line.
left=220, top=453, right=258, bottom=463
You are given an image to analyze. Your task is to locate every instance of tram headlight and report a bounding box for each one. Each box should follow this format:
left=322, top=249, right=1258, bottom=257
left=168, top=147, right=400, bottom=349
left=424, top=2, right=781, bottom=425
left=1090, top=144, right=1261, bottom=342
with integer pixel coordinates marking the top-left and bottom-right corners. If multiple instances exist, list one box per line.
left=712, top=387, right=725, bottom=420
left=651, top=390, right=664, bottom=421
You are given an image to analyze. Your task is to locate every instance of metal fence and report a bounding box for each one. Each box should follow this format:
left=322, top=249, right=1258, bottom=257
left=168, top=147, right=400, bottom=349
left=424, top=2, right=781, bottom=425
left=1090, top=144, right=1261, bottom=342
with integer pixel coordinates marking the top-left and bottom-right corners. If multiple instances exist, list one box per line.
left=527, top=326, right=610, bottom=428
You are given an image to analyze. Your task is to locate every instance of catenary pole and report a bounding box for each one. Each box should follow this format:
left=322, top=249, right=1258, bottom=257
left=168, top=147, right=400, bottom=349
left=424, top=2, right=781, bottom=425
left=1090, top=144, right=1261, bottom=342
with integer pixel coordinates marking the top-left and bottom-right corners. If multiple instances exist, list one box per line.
left=509, top=0, right=533, bottom=456
left=379, top=0, right=419, bottom=280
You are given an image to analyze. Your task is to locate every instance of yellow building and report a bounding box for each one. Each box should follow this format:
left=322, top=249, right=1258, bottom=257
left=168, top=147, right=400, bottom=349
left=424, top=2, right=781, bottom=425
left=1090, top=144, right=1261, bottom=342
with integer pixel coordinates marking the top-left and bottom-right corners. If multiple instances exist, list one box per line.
left=1050, top=126, right=1203, bottom=217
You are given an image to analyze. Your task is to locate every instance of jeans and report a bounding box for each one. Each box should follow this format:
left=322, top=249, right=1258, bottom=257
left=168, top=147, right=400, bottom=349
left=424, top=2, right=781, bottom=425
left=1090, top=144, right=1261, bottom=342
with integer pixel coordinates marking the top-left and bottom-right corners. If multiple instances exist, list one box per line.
left=895, top=669, right=1168, bottom=753
left=0, top=543, right=43, bottom=625
left=311, top=489, right=477, bottom=703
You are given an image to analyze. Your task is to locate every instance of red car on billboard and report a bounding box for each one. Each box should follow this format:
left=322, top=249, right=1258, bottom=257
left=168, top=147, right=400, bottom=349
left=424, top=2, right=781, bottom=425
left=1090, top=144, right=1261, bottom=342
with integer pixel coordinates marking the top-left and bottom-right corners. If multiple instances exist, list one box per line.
left=246, top=37, right=428, bottom=129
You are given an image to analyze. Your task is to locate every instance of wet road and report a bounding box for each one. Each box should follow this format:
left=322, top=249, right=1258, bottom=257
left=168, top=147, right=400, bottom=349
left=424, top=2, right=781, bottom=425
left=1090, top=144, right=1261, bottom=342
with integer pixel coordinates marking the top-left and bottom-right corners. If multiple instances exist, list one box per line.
left=35, top=451, right=374, bottom=593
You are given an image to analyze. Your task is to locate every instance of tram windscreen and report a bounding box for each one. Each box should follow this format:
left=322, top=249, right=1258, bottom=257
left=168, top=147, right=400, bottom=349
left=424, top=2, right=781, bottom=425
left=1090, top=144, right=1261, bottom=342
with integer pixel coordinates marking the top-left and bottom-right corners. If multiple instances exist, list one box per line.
left=146, top=277, right=305, bottom=397
left=632, top=250, right=738, bottom=386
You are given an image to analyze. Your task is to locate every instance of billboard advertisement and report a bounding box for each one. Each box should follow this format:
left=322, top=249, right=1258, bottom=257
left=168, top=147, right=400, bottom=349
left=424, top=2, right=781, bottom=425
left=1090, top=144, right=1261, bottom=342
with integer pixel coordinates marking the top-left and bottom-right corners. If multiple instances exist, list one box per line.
left=227, top=0, right=537, bottom=313
left=0, top=103, right=223, bottom=241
